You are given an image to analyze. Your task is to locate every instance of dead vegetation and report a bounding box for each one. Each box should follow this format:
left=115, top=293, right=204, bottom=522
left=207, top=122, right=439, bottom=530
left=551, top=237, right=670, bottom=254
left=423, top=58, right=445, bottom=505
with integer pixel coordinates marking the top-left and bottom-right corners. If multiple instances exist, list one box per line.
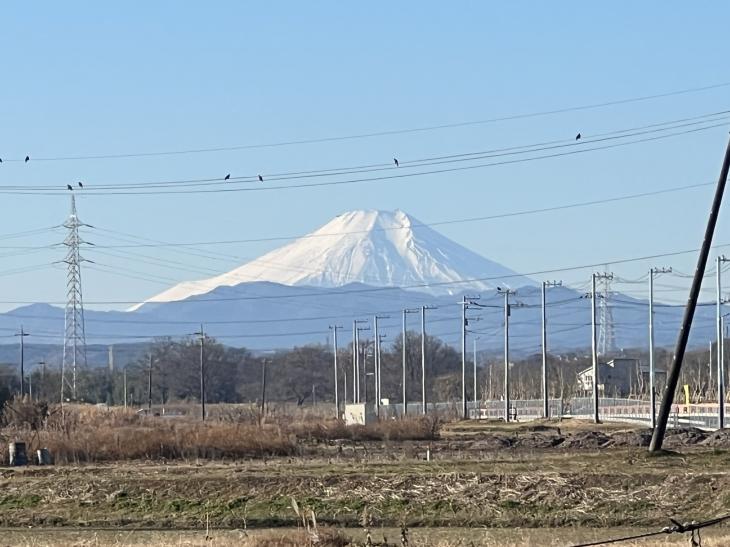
left=0, top=399, right=441, bottom=464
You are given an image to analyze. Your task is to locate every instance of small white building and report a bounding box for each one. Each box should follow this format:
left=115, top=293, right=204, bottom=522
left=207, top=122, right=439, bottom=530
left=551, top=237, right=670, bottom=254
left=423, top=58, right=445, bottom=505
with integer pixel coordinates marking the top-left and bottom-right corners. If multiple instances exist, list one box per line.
left=343, top=403, right=377, bottom=425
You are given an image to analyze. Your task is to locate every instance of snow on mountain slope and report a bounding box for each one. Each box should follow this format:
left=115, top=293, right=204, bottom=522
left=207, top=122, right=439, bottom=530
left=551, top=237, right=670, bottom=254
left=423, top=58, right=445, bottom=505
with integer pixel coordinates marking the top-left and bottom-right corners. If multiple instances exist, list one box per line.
left=131, top=210, right=535, bottom=309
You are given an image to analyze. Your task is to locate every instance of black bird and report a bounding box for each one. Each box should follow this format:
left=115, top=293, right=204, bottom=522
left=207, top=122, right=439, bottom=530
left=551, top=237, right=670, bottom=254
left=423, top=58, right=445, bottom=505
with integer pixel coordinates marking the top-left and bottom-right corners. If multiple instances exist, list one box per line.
left=258, top=174, right=263, bottom=182
left=25, top=155, right=30, bottom=162
left=78, top=182, right=83, bottom=188
left=575, top=133, right=581, bottom=140
left=224, top=174, right=231, bottom=181
left=0, top=158, right=3, bottom=163
left=66, top=184, right=73, bottom=191
left=394, top=158, right=399, bottom=167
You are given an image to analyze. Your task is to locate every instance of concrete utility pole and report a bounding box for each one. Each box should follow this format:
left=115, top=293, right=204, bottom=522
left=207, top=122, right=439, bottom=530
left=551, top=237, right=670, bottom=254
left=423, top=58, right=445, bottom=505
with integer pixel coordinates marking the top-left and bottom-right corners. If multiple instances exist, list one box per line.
left=717, top=256, right=729, bottom=428
left=591, top=274, right=599, bottom=424
left=378, top=332, right=387, bottom=408
left=192, top=325, right=206, bottom=421
left=260, top=359, right=268, bottom=419
left=402, top=308, right=418, bottom=416
left=420, top=305, right=436, bottom=415
left=541, top=281, right=562, bottom=419
left=147, top=353, right=153, bottom=413
left=352, top=321, right=357, bottom=404
left=15, top=326, right=29, bottom=397
left=498, top=288, right=515, bottom=422
left=123, top=365, right=128, bottom=409
left=461, top=296, right=468, bottom=419
left=373, top=315, right=389, bottom=413
left=651, top=137, right=730, bottom=452
left=329, top=325, right=342, bottom=418
left=649, top=267, right=672, bottom=429
left=353, top=320, right=368, bottom=403
left=356, top=323, right=370, bottom=403
left=461, top=296, right=481, bottom=419
left=473, top=336, right=479, bottom=412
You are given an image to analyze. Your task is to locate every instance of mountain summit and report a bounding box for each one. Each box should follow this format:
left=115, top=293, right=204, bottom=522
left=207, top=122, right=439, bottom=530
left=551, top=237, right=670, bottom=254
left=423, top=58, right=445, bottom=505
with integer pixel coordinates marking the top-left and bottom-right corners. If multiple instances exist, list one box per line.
left=132, top=210, right=534, bottom=309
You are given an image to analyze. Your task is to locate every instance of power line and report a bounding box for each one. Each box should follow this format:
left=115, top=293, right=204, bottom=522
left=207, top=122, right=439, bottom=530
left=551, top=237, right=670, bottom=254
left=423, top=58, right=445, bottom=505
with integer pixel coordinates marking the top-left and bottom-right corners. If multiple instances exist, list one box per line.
left=3, top=81, right=728, bottom=162
left=4, top=240, right=730, bottom=306
left=1, top=122, right=727, bottom=196
left=0, top=180, right=714, bottom=252
left=7, top=110, right=727, bottom=191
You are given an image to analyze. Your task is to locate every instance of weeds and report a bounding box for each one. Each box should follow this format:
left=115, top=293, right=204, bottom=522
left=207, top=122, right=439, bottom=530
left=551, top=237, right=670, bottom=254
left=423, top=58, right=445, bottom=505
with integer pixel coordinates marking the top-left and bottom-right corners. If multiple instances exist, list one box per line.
left=0, top=402, right=443, bottom=464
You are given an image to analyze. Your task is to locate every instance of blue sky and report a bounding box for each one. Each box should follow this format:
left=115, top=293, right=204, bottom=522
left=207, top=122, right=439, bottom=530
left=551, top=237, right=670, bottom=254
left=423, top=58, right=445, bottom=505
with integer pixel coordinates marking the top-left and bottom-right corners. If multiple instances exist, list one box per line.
left=0, top=2, right=729, bottom=311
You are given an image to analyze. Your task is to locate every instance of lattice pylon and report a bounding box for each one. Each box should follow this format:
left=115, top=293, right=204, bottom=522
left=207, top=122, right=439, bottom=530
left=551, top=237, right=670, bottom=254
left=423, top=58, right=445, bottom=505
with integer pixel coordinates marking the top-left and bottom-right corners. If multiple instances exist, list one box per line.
left=61, top=194, right=88, bottom=401
left=597, top=268, right=615, bottom=357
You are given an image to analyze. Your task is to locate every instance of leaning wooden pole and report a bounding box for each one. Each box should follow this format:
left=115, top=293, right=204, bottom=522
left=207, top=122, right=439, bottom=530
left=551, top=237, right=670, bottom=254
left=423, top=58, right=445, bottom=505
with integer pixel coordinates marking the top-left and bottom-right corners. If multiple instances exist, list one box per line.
left=650, top=135, right=730, bottom=452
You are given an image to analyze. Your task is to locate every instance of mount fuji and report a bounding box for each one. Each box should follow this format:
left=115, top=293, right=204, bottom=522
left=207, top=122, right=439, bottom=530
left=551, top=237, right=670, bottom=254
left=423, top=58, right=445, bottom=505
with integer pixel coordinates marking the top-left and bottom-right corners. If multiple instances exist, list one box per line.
left=132, top=209, right=536, bottom=309
left=0, top=209, right=719, bottom=361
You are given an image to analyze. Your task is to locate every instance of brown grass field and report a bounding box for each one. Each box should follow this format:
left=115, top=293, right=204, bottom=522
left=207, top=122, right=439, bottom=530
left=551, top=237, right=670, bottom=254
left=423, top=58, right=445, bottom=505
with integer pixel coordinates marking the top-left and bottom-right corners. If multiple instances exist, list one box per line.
left=2, top=402, right=730, bottom=545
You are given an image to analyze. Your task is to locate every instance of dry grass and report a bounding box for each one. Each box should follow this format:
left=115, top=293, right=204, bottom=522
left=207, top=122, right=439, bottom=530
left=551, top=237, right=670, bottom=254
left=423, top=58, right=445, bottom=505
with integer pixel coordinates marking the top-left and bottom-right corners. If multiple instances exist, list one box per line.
left=0, top=401, right=441, bottom=464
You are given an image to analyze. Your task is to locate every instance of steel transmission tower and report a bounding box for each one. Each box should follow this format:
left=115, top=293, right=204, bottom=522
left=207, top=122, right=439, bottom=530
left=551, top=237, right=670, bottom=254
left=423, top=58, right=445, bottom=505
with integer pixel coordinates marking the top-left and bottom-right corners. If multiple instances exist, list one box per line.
left=62, top=194, right=89, bottom=401
left=597, top=269, right=615, bottom=356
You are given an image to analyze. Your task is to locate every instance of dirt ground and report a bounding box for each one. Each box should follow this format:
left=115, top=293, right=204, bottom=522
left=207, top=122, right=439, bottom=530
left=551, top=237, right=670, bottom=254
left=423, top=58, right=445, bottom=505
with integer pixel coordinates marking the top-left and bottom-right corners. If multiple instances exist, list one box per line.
left=0, top=527, right=729, bottom=547
left=2, top=420, right=730, bottom=545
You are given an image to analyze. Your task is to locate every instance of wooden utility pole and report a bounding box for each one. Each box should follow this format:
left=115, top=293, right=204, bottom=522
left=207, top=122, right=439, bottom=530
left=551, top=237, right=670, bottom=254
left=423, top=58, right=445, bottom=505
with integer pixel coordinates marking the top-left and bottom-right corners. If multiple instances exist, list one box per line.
left=650, top=136, right=730, bottom=452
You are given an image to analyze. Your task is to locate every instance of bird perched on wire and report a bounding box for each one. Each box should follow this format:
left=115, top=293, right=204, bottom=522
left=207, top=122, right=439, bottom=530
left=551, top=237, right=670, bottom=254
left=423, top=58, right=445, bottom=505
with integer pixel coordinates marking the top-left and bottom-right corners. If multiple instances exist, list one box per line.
left=575, top=133, right=581, bottom=140
left=25, top=155, right=30, bottom=162
left=78, top=182, right=83, bottom=188
left=393, top=158, right=399, bottom=167
left=258, top=174, right=264, bottom=182
left=224, top=174, right=230, bottom=181
left=66, top=184, right=73, bottom=191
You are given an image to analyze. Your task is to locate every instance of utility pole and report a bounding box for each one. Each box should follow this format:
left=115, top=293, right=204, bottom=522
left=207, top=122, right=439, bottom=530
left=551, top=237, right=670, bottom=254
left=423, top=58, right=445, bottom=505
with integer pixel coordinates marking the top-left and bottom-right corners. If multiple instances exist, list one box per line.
left=461, top=296, right=468, bottom=419
left=473, top=336, right=479, bottom=412
left=355, top=322, right=370, bottom=403
left=498, top=288, right=515, bottom=422
left=260, top=359, right=268, bottom=419
left=353, top=320, right=368, bottom=403
left=374, top=316, right=379, bottom=409
left=373, top=314, right=389, bottom=414
left=329, top=325, right=342, bottom=418
left=461, top=296, right=481, bottom=419
left=649, top=267, right=671, bottom=429
left=15, top=326, right=29, bottom=397
left=651, top=137, right=730, bottom=452
left=38, top=361, right=46, bottom=401
left=123, top=365, right=128, bottom=409
left=717, top=256, right=729, bottom=428
left=147, top=353, right=153, bottom=413
left=378, top=333, right=387, bottom=409
left=591, top=274, right=599, bottom=424
left=541, top=281, right=562, bottom=419
left=402, top=308, right=418, bottom=416
left=192, top=325, right=206, bottom=421
left=420, top=305, right=436, bottom=414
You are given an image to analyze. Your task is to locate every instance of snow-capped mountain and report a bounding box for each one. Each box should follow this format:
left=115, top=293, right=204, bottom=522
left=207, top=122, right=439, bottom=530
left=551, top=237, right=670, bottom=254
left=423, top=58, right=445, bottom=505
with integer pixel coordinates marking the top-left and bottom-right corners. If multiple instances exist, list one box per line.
left=131, top=210, right=535, bottom=309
